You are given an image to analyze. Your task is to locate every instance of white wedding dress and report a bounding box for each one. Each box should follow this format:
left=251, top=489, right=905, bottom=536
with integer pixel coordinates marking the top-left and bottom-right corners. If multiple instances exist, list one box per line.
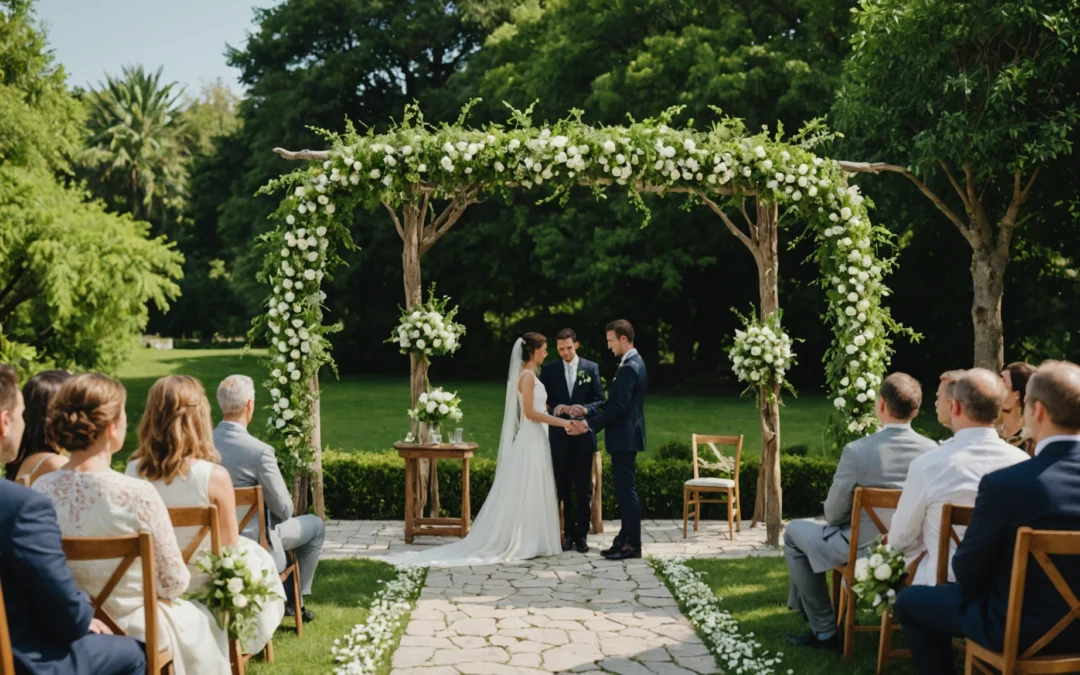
left=386, top=339, right=562, bottom=567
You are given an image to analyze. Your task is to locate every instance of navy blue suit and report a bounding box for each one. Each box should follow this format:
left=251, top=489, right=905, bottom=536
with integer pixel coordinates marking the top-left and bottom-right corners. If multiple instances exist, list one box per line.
left=895, top=439, right=1080, bottom=674
left=540, top=357, right=605, bottom=539
left=0, top=481, right=145, bottom=675
left=586, top=351, right=648, bottom=549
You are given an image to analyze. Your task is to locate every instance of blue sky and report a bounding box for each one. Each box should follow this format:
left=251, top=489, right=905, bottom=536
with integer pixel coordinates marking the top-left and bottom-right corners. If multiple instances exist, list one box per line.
left=35, top=0, right=278, bottom=96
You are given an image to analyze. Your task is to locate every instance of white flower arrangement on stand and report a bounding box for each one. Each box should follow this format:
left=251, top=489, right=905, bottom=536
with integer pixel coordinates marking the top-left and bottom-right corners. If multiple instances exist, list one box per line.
left=653, top=557, right=783, bottom=675
left=332, top=565, right=426, bottom=674
left=728, top=310, right=797, bottom=401
left=407, top=387, right=463, bottom=443
left=388, top=286, right=465, bottom=359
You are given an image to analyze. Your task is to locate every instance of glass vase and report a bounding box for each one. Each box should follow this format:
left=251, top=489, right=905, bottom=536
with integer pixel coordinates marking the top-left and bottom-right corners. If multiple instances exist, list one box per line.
left=426, top=422, right=442, bottom=445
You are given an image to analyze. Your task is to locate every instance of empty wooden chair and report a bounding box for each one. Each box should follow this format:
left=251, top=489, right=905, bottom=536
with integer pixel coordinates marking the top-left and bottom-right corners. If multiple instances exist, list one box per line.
left=831, top=487, right=903, bottom=659
left=0, top=580, right=14, bottom=675
left=966, top=527, right=1080, bottom=674
left=682, top=434, right=743, bottom=540
left=235, top=486, right=302, bottom=641
left=61, top=532, right=174, bottom=674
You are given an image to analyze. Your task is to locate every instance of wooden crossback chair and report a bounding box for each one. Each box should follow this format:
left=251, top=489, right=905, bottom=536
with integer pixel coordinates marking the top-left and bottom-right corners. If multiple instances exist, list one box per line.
left=168, top=504, right=251, bottom=675
left=235, top=486, right=302, bottom=641
left=832, top=487, right=906, bottom=660
left=966, top=527, right=1080, bottom=674
left=61, top=532, right=174, bottom=674
left=682, top=434, right=743, bottom=540
left=0, top=580, right=14, bottom=675
left=875, top=502, right=973, bottom=674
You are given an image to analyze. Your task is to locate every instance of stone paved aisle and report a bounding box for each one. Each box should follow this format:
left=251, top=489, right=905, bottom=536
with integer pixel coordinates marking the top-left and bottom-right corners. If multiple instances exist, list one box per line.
left=391, top=555, right=720, bottom=675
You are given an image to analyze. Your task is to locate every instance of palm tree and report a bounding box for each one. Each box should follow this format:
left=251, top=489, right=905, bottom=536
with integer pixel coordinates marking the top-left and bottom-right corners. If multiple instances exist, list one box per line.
left=82, top=65, right=188, bottom=231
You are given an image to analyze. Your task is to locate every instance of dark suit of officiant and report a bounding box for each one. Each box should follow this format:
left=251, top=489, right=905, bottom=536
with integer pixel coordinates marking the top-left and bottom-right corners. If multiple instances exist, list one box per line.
left=540, top=356, right=604, bottom=540
left=0, top=481, right=145, bottom=675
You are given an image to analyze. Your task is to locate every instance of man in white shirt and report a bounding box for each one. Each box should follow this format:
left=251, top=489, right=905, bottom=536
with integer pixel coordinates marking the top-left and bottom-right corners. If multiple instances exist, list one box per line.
left=889, top=368, right=1029, bottom=586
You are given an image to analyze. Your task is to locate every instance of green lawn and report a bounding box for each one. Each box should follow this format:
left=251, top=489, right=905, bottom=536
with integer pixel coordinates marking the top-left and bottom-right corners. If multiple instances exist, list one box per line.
left=683, top=557, right=918, bottom=675
left=114, top=347, right=928, bottom=461
left=248, top=558, right=399, bottom=675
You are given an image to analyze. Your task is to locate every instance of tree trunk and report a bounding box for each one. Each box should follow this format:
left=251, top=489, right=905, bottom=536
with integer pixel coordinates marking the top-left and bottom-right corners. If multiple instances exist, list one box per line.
left=402, top=201, right=439, bottom=519
left=749, top=201, right=783, bottom=547
left=970, top=247, right=1008, bottom=371
left=309, top=373, right=325, bottom=520
left=292, top=474, right=309, bottom=515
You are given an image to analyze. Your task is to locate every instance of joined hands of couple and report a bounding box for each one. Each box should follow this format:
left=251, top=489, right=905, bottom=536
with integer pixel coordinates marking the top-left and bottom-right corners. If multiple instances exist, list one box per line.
left=554, top=404, right=591, bottom=436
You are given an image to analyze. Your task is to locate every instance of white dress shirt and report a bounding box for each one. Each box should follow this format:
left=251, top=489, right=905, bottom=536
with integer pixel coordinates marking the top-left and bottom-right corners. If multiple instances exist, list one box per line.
left=1034, top=434, right=1080, bottom=456
left=564, top=356, right=579, bottom=393
left=889, top=426, right=1030, bottom=586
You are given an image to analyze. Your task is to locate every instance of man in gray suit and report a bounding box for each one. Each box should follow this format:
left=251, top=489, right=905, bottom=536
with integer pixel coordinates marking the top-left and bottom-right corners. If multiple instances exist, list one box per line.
left=214, top=375, right=325, bottom=623
left=785, top=372, right=937, bottom=650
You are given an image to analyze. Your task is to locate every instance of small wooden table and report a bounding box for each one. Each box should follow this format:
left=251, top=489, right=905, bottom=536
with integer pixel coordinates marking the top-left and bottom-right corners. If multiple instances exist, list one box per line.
left=394, top=442, right=477, bottom=544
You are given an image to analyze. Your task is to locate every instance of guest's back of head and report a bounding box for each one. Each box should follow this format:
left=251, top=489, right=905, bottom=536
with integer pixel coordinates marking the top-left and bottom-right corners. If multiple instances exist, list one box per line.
left=951, top=368, right=1008, bottom=428
left=7, top=369, right=71, bottom=478
left=216, top=374, right=255, bottom=421
left=878, top=372, right=922, bottom=422
left=134, top=375, right=219, bottom=483
left=46, top=373, right=126, bottom=454
left=0, top=364, right=23, bottom=463
left=936, top=369, right=967, bottom=429
left=1024, top=361, right=1080, bottom=441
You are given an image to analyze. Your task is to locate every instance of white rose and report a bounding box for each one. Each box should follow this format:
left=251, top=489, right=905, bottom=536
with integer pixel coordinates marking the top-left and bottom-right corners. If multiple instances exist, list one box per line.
left=854, top=558, right=870, bottom=581
left=220, top=556, right=235, bottom=570
left=275, top=418, right=286, bottom=429
left=426, top=401, right=437, bottom=414
left=874, top=564, right=892, bottom=581
left=233, top=594, right=248, bottom=609
left=603, top=140, right=616, bottom=153
left=227, top=577, right=245, bottom=594
left=439, top=404, right=450, bottom=415
left=869, top=554, right=884, bottom=568
left=834, top=397, right=846, bottom=409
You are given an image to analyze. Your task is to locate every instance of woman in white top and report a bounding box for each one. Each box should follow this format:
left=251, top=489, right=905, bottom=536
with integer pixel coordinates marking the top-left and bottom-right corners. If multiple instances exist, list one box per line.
left=7, top=370, right=70, bottom=486
left=33, top=373, right=230, bottom=675
left=126, top=375, right=284, bottom=654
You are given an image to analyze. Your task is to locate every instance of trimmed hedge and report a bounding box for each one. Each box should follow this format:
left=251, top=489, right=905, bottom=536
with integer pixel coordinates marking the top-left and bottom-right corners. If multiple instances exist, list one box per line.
left=322, top=443, right=838, bottom=522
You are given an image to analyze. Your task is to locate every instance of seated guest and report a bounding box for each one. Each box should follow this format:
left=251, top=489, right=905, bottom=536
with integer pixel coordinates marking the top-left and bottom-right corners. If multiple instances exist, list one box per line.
left=0, top=364, right=145, bottom=675
left=785, top=372, right=937, bottom=649
left=214, top=374, right=324, bottom=622
left=1000, top=361, right=1036, bottom=455
left=6, top=369, right=71, bottom=485
left=126, top=375, right=285, bottom=654
left=34, top=374, right=231, bottom=675
left=895, top=360, right=1080, bottom=674
left=889, top=369, right=1029, bottom=586
left=935, top=369, right=966, bottom=435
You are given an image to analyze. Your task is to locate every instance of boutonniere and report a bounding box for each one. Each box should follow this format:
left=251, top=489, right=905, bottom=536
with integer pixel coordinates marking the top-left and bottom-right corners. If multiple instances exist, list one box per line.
left=576, top=369, right=592, bottom=386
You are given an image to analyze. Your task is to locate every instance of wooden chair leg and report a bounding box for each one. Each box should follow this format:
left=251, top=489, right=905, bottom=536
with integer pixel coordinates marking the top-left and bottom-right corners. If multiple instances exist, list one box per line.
left=877, top=610, right=893, bottom=675
left=263, top=639, right=274, bottom=664
left=843, top=585, right=857, bottom=659
left=682, top=487, right=690, bottom=539
left=964, top=645, right=975, bottom=674
left=693, top=491, right=701, bottom=532
left=727, top=488, right=735, bottom=540
left=287, top=563, right=303, bottom=639
left=229, top=639, right=244, bottom=675
left=831, top=569, right=843, bottom=622
left=735, top=485, right=741, bottom=532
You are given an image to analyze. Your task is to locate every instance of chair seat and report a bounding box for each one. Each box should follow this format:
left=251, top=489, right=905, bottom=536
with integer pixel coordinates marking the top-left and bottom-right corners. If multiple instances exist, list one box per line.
left=685, top=477, right=735, bottom=488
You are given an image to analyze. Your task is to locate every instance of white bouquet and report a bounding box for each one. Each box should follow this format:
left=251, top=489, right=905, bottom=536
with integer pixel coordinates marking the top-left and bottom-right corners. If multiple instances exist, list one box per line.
left=407, top=387, right=463, bottom=426
left=851, top=537, right=908, bottom=616
left=388, top=286, right=465, bottom=359
left=728, top=309, right=797, bottom=398
left=191, top=546, right=281, bottom=642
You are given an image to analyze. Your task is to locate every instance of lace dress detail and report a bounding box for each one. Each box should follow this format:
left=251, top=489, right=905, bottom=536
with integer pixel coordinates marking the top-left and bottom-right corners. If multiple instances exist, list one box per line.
left=34, top=469, right=230, bottom=675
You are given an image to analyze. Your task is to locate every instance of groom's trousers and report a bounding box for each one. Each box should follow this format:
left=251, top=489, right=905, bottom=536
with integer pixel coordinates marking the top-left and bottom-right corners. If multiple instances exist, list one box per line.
left=552, top=444, right=594, bottom=539
left=610, top=452, right=641, bottom=549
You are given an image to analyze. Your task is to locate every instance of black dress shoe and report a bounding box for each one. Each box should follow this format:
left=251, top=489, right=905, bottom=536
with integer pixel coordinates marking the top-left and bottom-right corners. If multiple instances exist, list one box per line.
left=285, top=605, right=316, bottom=622
left=601, top=538, right=624, bottom=556
left=561, top=537, right=573, bottom=552
left=573, top=537, right=590, bottom=553
left=602, top=545, right=641, bottom=560
left=786, top=630, right=839, bottom=651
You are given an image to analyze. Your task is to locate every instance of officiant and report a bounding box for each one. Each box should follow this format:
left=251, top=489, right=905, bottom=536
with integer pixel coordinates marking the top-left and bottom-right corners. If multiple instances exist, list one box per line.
left=540, top=328, right=605, bottom=553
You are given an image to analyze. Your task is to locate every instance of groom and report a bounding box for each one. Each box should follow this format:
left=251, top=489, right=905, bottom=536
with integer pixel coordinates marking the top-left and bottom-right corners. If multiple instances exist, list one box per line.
left=540, top=328, right=605, bottom=553
left=569, top=320, right=648, bottom=560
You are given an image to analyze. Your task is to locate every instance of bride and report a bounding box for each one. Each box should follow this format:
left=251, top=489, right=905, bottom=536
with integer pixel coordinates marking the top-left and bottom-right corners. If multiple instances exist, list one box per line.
left=387, top=332, right=571, bottom=566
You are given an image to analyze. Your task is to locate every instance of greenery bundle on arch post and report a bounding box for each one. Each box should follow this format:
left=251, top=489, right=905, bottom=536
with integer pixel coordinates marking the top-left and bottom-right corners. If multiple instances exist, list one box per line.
left=259, top=103, right=904, bottom=545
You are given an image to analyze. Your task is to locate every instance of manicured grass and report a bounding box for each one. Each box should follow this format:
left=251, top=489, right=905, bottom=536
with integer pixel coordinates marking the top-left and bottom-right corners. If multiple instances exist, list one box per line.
left=683, top=557, right=918, bottom=675
left=116, top=347, right=937, bottom=461
left=248, top=558, right=399, bottom=675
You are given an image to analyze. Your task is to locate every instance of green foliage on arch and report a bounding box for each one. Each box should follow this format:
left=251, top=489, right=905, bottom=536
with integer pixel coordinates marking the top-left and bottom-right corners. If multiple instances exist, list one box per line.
left=254, top=105, right=906, bottom=474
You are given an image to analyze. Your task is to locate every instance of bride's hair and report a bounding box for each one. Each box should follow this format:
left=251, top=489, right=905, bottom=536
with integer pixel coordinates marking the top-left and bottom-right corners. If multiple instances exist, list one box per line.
left=521, top=332, right=547, bottom=363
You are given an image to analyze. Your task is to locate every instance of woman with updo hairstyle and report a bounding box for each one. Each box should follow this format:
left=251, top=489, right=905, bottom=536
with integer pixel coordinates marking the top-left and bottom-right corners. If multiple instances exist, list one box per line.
left=34, top=374, right=231, bottom=675
left=7, top=369, right=70, bottom=485
left=127, top=375, right=284, bottom=654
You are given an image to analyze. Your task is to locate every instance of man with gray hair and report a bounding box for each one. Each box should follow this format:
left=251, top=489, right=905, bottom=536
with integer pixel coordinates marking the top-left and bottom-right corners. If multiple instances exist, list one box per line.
left=214, top=374, right=324, bottom=623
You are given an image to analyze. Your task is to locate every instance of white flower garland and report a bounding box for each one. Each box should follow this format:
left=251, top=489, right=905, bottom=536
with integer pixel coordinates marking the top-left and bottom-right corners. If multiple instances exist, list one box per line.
left=260, top=107, right=903, bottom=463
left=653, top=557, right=784, bottom=675
left=331, top=565, right=426, bottom=674
left=729, top=312, right=796, bottom=398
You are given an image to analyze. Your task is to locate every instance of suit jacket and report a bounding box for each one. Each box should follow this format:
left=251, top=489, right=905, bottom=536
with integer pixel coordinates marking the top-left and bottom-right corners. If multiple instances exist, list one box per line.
left=586, top=352, right=647, bottom=453
left=953, top=439, right=1080, bottom=654
left=213, top=421, right=293, bottom=571
left=539, top=357, right=604, bottom=454
left=801, top=425, right=936, bottom=572
left=0, top=481, right=95, bottom=674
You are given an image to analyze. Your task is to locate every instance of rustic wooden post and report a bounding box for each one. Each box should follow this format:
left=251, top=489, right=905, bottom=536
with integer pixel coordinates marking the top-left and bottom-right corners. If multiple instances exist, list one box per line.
left=310, top=373, right=325, bottom=519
